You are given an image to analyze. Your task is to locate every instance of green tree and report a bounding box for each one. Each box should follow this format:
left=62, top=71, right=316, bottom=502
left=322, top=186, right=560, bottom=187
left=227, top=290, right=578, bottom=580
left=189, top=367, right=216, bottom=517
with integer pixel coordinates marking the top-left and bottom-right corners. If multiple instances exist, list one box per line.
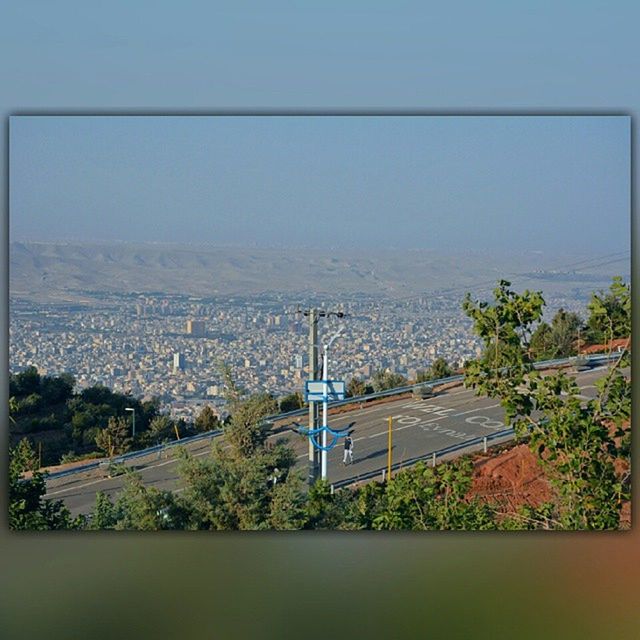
left=463, top=280, right=545, bottom=376
left=16, top=393, right=43, bottom=415
left=355, top=460, right=496, bottom=531
left=431, top=357, right=453, bottom=380
left=586, top=276, right=631, bottom=347
left=10, top=366, right=41, bottom=397
left=549, top=309, right=582, bottom=357
left=13, top=438, right=39, bottom=472
left=529, top=309, right=582, bottom=360
left=223, top=392, right=278, bottom=458
left=80, top=384, right=116, bottom=406
left=102, top=473, right=186, bottom=530
left=95, top=416, right=133, bottom=457
left=144, top=415, right=177, bottom=445
left=194, top=405, right=221, bottom=432
left=220, top=362, right=245, bottom=408
left=9, top=442, right=82, bottom=530
left=303, top=480, right=359, bottom=530
left=347, top=377, right=365, bottom=398
left=88, top=491, right=118, bottom=530
left=278, top=391, right=304, bottom=413
left=69, top=403, right=107, bottom=446
left=9, top=373, right=161, bottom=467
left=268, top=477, right=307, bottom=530
left=171, top=387, right=303, bottom=530
left=528, top=321, right=554, bottom=361
left=41, top=373, right=75, bottom=404
left=417, top=357, right=452, bottom=382
left=346, top=377, right=373, bottom=398
left=371, top=370, right=408, bottom=393
left=174, top=440, right=302, bottom=530
left=463, top=279, right=630, bottom=529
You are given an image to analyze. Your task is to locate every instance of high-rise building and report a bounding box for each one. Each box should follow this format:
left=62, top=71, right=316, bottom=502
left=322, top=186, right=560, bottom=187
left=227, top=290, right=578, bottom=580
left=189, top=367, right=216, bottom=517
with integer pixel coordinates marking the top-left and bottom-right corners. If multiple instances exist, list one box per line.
left=173, top=352, right=185, bottom=373
left=186, top=320, right=206, bottom=337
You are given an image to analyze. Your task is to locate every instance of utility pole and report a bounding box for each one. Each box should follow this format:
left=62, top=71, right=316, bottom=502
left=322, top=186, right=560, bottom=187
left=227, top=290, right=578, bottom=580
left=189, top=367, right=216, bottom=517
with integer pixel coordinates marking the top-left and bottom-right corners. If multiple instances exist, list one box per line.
left=307, top=308, right=320, bottom=485
left=321, top=325, right=345, bottom=479
left=125, top=407, right=136, bottom=438
left=300, top=307, right=346, bottom=485
left=387, top=416, right=393, bottom=481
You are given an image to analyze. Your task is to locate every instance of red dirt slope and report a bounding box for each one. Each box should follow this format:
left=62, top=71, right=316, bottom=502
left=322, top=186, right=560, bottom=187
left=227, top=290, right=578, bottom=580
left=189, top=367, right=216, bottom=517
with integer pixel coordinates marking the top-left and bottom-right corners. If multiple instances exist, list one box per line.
left=470, top=444, right=554, bottom=512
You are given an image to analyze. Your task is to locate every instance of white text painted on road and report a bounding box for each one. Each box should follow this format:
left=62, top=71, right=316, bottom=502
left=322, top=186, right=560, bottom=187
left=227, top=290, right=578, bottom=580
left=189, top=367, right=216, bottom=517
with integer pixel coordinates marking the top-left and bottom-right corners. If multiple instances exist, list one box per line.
left=464, top=415, right=505, bottom=430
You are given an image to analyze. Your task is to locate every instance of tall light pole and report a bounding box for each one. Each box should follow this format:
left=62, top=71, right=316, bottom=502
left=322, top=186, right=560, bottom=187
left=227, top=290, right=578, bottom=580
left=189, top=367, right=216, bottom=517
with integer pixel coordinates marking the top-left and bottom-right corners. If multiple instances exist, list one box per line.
left=299, top=307, right=346, bottom=485
left=125, top=407, right=136, bottom=438
left=306, top=308, right=320, bottom=485
left=321, top=325, right=345, bottom=480
left=387, top=416, right=393, bottom=482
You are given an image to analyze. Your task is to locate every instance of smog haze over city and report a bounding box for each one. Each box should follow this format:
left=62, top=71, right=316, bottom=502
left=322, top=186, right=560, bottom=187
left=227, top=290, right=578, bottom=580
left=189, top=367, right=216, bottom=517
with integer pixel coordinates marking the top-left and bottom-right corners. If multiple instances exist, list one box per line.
left=10, top=115, right=630, bottom=421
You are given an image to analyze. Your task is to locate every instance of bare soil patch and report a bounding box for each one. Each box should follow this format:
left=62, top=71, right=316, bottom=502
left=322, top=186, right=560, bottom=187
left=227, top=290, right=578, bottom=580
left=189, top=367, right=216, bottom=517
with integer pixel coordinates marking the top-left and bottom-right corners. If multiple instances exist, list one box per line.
left=470, top=444, right=554, bottom=512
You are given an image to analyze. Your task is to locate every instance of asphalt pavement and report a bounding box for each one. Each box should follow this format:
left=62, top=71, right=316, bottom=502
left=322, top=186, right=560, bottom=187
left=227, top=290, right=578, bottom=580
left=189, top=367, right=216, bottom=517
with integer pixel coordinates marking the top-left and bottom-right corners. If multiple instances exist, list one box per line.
left=44, top=365, right=616, bottom=517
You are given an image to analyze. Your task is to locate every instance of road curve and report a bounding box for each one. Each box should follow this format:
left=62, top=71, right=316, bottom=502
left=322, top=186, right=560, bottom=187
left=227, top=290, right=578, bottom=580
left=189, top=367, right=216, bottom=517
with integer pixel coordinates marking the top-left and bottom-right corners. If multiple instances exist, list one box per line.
left=44, top=365, right=614, bottom=517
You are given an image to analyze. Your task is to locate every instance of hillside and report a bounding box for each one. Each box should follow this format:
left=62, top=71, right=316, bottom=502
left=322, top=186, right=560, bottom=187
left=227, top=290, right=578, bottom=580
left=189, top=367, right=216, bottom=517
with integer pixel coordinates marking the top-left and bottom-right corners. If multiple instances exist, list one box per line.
left=9, top=241, right=620, bottom=303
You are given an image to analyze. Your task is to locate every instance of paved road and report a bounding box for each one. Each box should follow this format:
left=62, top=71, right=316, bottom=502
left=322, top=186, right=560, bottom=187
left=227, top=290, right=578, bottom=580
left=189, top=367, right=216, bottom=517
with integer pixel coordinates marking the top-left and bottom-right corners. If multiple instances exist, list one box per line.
left=44, top=365, right=615, bottom=516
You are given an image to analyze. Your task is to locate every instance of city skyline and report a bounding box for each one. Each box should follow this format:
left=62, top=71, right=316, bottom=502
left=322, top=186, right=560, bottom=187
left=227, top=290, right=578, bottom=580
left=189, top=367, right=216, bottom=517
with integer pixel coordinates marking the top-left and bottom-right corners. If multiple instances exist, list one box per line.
left=9, top=284, right=595, bottom=423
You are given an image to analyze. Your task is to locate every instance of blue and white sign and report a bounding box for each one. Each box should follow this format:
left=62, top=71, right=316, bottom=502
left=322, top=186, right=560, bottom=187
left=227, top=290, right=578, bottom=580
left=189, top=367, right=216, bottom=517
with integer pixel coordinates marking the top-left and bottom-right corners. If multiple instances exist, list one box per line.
left=305, top=380, right=346, bottom=402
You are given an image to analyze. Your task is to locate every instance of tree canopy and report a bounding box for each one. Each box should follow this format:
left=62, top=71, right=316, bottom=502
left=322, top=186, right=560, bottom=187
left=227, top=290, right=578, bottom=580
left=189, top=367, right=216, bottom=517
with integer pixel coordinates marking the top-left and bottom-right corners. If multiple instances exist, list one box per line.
left=585, top=276, right=631, bottom=346
left=9, top=441, right=82, bottom=530
left=417, top=357, right=453, bottom=383
left=462, top=277, right=630, bottom=529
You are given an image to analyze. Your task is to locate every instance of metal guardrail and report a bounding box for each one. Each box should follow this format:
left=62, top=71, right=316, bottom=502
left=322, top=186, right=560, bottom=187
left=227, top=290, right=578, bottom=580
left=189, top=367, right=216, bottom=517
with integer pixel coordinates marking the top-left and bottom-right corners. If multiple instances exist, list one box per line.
left=263, top=374, right=465, bottom=422
left=263, top=352, right=619, bottom=421
left=42, top=352, right=619, bottom=482
left=45, top=429, right=224, bottom=481
left=331, top=354, right=623, bottom=489
left=332, top=427, right=517, bottom=489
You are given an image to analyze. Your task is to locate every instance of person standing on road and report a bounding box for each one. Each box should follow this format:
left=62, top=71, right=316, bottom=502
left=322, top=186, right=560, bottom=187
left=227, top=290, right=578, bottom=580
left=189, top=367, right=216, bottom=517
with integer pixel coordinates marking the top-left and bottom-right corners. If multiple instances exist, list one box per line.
left=343, top=434, right=354, bottom=465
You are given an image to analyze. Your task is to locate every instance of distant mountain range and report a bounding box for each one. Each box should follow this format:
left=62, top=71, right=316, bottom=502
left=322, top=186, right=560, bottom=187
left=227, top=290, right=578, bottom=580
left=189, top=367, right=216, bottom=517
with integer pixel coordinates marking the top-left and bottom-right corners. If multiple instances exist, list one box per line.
left=9, top=241, right=626, bottom=303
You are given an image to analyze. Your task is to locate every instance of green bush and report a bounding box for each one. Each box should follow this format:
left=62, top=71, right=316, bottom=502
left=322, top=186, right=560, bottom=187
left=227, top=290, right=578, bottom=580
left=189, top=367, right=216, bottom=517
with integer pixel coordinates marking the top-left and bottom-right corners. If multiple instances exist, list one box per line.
left=24, top=414, right=61, bottom=433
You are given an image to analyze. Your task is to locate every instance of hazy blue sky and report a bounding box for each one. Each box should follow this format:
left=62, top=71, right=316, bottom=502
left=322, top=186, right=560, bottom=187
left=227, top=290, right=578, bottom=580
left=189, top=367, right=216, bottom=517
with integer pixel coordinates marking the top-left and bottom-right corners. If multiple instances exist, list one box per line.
left=10, top=115, right=629, bottom=252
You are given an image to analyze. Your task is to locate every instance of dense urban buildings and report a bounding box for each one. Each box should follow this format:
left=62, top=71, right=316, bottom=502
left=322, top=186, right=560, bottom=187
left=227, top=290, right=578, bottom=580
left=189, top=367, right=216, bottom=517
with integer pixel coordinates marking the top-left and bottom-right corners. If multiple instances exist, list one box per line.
left=9, top=290, right=588, bottom=422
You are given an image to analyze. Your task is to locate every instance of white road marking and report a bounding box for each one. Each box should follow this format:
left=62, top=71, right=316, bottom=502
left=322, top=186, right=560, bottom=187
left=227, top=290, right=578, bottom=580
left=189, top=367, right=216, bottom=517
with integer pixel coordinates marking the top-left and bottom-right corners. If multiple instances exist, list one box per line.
left=441, top=387, right=476, bottom=397
left=46, top=450, right=196, bottom=497
left=51, top=371, right=610, bottom=502
left=465, top=415, right=504, bottom=430
left=396, top=421, right=430, bottom=432
left=45, top=475, right=115, bottom=497
left=368, top=415, right=443, bottom=439
left=453, top=403, right=500, bottom=417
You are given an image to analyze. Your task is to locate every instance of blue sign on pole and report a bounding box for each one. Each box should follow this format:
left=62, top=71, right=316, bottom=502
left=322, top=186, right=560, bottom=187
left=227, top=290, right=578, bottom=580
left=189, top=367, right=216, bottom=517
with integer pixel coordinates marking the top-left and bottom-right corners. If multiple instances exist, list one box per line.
left=305, top=380, right=346, bottom=402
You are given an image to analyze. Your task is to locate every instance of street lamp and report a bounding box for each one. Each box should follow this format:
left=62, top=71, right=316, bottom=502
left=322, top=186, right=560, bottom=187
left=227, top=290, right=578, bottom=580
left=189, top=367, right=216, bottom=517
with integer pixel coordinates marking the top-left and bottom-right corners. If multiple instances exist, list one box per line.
left=296, top=307, right=347, bottom=485
left=321, top=324, right=345, bottom=480
left=125, top=407, right=136, bottom=438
